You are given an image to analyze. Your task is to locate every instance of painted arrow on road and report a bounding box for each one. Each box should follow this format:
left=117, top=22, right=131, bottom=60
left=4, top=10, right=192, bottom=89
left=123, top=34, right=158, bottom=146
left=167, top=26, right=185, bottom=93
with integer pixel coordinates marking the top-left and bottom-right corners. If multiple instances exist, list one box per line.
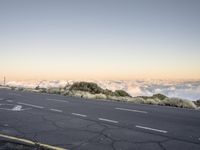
left=0, top=104, right=31, bottom=111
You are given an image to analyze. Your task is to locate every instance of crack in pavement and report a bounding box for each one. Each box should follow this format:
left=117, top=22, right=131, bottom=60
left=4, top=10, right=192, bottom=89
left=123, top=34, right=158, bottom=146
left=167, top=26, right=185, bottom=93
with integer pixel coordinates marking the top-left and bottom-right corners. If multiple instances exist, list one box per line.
left=1, top=95, right=200, bottom=150
left=1, top=109, right=199, bottom=150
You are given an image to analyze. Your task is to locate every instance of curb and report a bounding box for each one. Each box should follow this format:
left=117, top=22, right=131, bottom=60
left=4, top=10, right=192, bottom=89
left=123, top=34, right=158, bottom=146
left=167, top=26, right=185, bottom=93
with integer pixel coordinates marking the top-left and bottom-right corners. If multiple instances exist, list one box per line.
left=0, top=133, right=66, bottom=150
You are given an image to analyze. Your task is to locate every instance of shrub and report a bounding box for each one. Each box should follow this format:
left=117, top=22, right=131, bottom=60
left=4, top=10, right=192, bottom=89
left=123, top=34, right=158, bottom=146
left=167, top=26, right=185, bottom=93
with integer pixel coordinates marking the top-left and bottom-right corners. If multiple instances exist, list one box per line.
left=34, top=86, right=47, bottom=93
left=114, top=90, right=131, bottom=97
left=35, top=86, right=40, bottom=90
left=17, top=87, right=24, bottom=91
left=102, top=89, right=115, bottom=96
left=160, top=98, right=196, bottom=109
left=69, top=82, right=103, bottom=94
left=47, top=88, right=61, bottom=94
left=138, top=93, right=167, bottom=100
left=11, top=86, right=16, bottom=90
left=152, top=93, right=167, bottom=100
left=145, top=98, right=161, bottom=105
left=67, top=90, right=107, bottom=100
left=69, top=82, right=132, bottom=98
left=194, top=100, right=200, bottom=107
left=39, top=88, right=47, bottom=93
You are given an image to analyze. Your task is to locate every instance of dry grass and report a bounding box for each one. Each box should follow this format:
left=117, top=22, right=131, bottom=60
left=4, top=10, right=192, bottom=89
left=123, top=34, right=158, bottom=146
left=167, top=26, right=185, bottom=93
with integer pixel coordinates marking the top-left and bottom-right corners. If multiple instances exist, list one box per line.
left=159, top=97, right=196, bottom=109
left=67, top=90, right=107, bottom=100
left=127, top=97, right=196, bottom=109
left=66, top=90, right=196, bottom=109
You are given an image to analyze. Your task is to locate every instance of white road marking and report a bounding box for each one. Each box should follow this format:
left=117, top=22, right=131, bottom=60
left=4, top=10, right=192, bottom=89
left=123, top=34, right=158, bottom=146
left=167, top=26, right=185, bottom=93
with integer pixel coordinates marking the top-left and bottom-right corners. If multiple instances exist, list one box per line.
left=0, top=98, right=3, bottom=101
left=46, top=98, right=69, bottom=103
left=115, top=107, right=147, bottom=114
left=136, top=125, right=168, bottom=133
left=17, top=102, right=44, bottom=109
left=0, top=104, right=31, bottom=111
left=6, top=100, right=13, bottom=103
left=50, top=109, right=63, bottom=113
left=98, top=118, right=119, bottom=124
left=12, top=105, right=23, bottom=111
left=72, top=113, right=87, bottom=117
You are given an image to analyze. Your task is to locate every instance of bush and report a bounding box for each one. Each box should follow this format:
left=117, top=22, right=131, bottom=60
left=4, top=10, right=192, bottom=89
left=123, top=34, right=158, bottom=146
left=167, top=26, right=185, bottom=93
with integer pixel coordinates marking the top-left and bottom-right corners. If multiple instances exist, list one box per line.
left=194, top=100, right=200, bottom=107
left=126, top=96, right=196, bottom=109
left=102, top=89, right=115, bottom=96
left=152, top=93, right=167, bottom=100
left=34, top=86, right=47, bottom=93
left=13, top=87, right=24, bottom=91
left=67, top=90, right=107, bottom=100
left=47, top=88, right=61, bottom=94
left=69, top=82, right=103, bottom=94
left=114, top=90, right=131, bottom=97
left=35, top=86, right=40, bottom=90
left=39, top=88, right=47, bottom=93
left=159, top=97, right=196, bottom=109
left=138, top=93, right=167, bottom=100
left=11, top=86, right=16, bottom=90
left=69, top=82, right=132, bottom=98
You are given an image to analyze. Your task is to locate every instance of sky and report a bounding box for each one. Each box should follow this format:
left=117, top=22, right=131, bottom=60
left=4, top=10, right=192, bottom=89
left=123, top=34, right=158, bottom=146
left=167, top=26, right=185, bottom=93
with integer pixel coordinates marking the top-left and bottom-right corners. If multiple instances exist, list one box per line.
left=0, top=0, right=200, bottom=81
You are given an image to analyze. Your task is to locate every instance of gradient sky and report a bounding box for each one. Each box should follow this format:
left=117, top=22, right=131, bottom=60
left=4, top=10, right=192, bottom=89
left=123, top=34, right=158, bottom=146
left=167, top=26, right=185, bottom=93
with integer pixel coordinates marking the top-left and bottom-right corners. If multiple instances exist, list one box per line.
left=0, top=0, right=200, bottom=81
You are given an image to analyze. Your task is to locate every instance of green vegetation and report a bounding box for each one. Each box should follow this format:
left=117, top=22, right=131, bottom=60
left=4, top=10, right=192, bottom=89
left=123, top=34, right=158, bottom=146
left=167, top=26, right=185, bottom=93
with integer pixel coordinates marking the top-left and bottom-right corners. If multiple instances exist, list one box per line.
left=160, top=98, right=196, bottom=109
left=114, top=90, right=131, bottom=97
left=194, top=99, right=200, bottom=107
left=69, top=82, right=131, bottom=97
left=134, top=95, right=196, bottom=109
left=138, top=93, right=167, bottom=100
left=47, top=88, right=61, bottom=94
left=69, top=82, right=104, bottom=94
left=35, top=86, right=47, bottom=93
left=152, top=93, right=167, bottom=100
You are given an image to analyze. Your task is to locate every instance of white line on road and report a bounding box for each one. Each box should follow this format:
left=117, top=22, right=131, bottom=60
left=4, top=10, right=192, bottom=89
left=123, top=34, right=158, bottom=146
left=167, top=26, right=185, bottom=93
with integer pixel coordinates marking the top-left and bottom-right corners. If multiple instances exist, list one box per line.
left=17, top=102, right=44, bottom=109
left=115, top=107, right=147, bottom=114
left=6, top=100, right=13, bottom=103
left=98, top=118, right=119, bottom=124
left=50, top=109, right=63, bottom=113
left=46, top=98, right=69, bottom=103
left=72, top=113, right=87, bottom=117
left=136, top=125, right=168, bottom=133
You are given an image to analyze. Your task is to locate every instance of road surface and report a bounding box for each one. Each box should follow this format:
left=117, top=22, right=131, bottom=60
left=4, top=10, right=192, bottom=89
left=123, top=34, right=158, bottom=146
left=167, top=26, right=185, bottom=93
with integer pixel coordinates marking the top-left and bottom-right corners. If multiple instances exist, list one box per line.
left=0, top=88, right=200, bottom=150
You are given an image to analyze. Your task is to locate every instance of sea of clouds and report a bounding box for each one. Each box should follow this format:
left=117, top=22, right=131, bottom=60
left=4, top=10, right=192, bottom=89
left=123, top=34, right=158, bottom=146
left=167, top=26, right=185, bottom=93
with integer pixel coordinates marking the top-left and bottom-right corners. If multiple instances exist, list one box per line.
left=3, top=79, right=200, bottom=101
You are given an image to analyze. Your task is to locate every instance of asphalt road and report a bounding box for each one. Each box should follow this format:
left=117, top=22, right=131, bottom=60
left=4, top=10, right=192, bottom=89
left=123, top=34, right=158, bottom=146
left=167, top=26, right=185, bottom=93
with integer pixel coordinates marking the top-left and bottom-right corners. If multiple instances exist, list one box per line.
left=0, top=88, right=200, bottom=150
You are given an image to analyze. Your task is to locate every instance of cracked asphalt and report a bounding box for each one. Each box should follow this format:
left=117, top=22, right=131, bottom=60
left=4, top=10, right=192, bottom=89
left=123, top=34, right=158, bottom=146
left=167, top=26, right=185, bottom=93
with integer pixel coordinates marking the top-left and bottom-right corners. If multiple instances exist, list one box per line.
left=0, top=89, right=200, bottom=150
